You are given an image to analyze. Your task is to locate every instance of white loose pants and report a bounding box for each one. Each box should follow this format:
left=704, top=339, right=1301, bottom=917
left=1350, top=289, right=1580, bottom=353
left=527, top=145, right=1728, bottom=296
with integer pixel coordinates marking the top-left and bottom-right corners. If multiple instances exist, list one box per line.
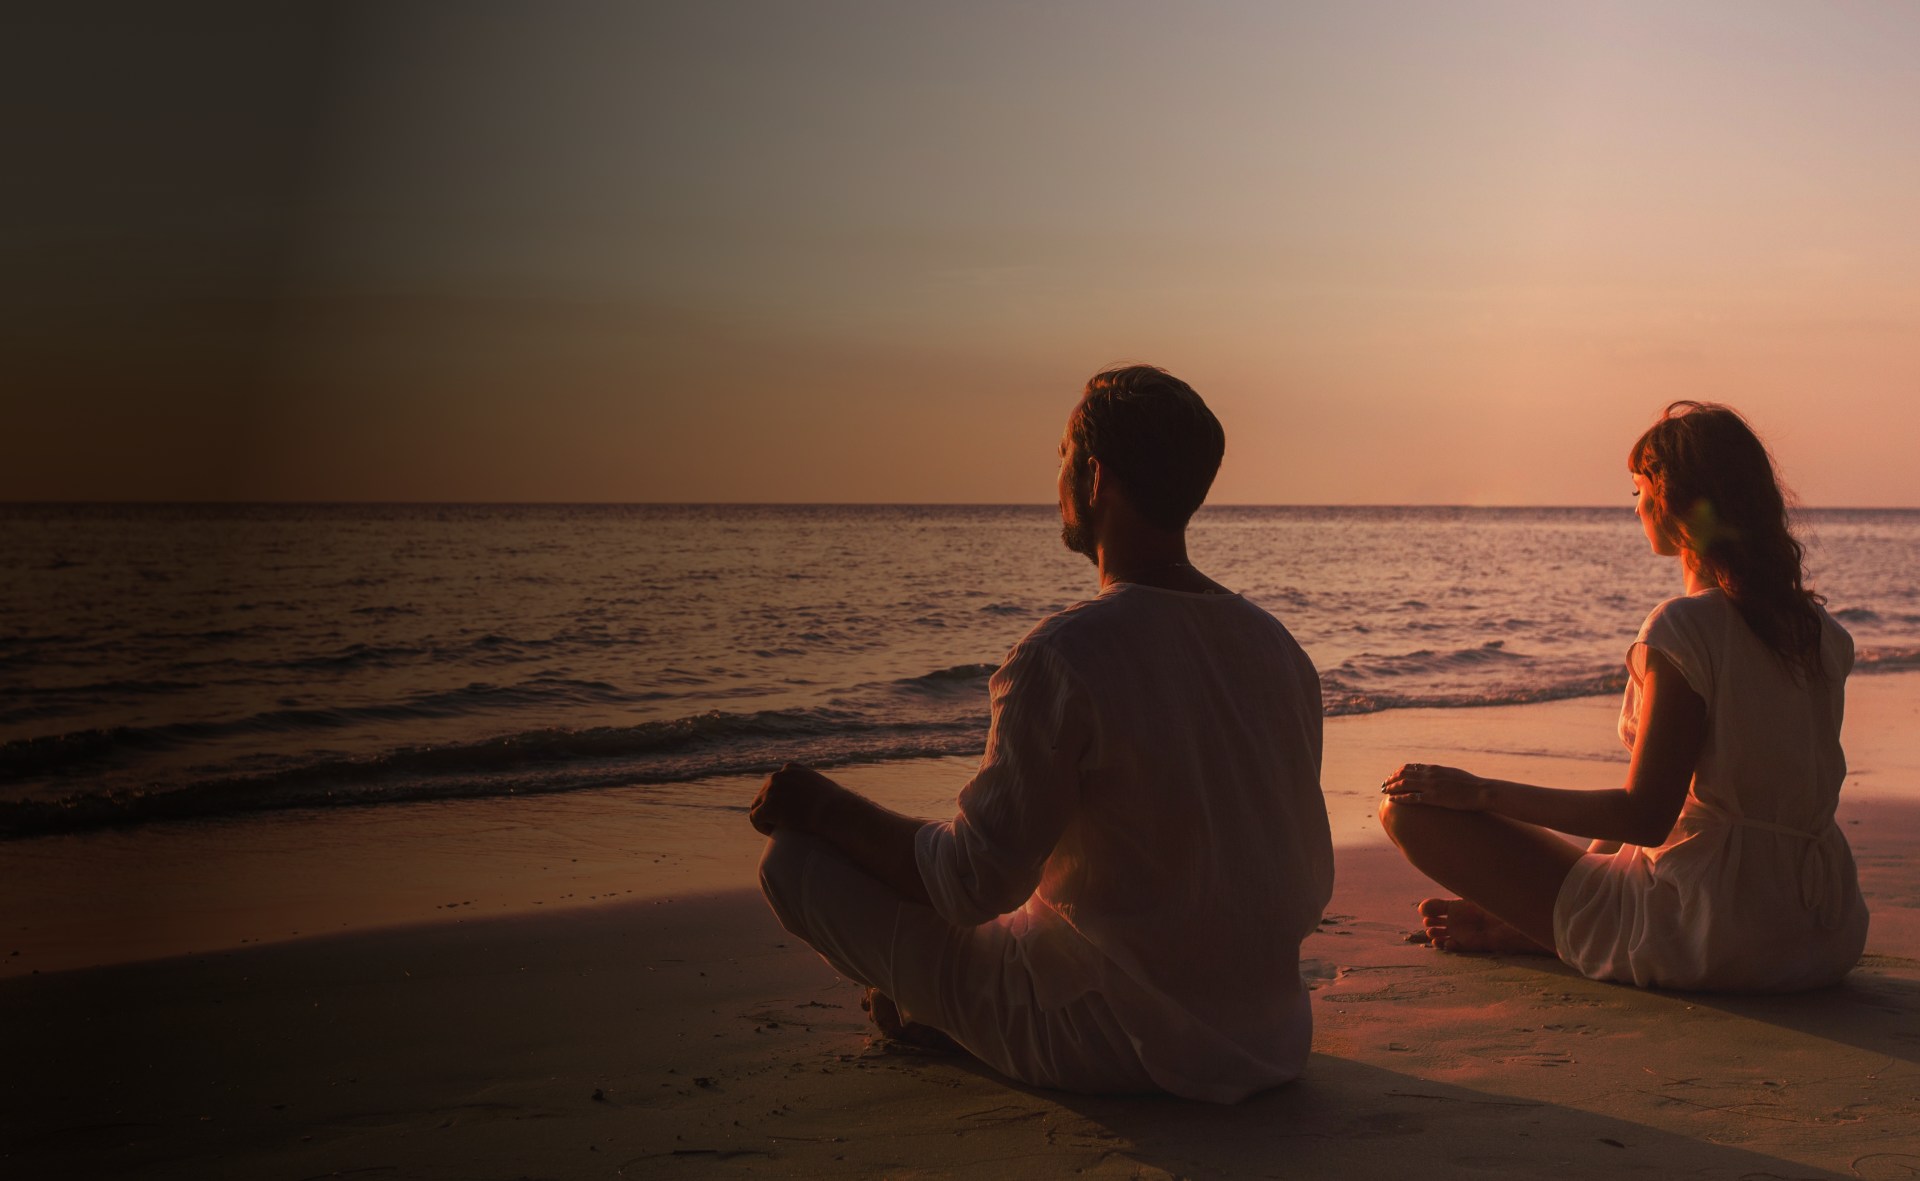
left=758, top=831, right=1157, bottom=1094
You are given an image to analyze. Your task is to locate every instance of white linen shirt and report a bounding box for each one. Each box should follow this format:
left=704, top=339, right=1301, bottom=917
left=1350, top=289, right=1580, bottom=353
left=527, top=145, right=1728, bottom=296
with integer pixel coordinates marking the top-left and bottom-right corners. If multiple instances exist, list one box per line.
left=914, top=582, right=1334, bottom=1102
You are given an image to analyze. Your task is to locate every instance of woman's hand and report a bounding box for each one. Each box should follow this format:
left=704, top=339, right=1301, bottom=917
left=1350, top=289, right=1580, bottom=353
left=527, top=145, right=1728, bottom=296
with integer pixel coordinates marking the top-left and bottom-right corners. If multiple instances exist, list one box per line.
left=1380, top=763, right=1491, bottom=811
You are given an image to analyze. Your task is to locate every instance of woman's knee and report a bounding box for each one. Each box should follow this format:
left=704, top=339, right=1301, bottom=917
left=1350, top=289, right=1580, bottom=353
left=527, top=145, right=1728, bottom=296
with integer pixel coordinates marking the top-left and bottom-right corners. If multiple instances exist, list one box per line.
left=1378, top=795, right=1418, bottom=847
left=1378, top=795, right=1458, bottom=855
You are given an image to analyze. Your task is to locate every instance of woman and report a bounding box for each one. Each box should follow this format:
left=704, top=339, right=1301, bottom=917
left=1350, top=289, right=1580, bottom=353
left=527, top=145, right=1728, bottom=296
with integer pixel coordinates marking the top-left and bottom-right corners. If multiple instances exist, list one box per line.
left=1378, top=401, right=1868, bottom=992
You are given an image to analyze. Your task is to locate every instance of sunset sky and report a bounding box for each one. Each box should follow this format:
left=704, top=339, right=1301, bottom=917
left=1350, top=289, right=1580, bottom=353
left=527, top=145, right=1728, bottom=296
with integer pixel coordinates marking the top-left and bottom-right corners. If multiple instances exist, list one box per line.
left=8, top=1, right=1919, bottom=505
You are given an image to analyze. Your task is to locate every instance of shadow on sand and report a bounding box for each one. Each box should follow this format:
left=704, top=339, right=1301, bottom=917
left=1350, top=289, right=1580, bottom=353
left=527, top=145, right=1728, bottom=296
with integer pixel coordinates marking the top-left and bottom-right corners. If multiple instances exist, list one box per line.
left=1035, top=1052, right=1860, bottom=1180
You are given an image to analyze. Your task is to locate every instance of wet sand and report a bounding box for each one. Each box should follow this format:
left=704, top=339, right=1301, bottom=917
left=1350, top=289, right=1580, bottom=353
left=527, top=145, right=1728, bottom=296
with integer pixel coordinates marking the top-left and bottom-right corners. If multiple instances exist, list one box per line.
left=6, top=674, right=1919, bottom=1178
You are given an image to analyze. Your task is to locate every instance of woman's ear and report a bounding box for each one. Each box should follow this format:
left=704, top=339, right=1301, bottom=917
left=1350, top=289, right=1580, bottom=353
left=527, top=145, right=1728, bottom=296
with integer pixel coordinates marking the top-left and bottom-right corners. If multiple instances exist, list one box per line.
left=1680, top=498, right=1722, bottom=550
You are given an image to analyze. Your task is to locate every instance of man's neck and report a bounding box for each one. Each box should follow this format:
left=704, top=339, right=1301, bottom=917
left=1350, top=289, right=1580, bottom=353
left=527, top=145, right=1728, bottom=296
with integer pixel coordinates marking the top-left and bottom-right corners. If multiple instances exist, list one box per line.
left=1097, top=539, right=1230, bottom=595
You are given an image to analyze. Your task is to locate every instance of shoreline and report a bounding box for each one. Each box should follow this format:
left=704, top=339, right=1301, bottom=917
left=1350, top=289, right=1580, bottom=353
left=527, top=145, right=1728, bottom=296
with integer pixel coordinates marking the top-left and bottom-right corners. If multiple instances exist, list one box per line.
left=7, top=670, right=1919, bottom=981
left=5, top=673, right=1919, bottom=1176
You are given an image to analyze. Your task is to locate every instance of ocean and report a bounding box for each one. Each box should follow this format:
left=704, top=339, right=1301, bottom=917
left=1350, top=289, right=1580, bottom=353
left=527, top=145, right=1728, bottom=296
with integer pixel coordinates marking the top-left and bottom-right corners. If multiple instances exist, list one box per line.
left=5, top=503, right=1918, bottom=837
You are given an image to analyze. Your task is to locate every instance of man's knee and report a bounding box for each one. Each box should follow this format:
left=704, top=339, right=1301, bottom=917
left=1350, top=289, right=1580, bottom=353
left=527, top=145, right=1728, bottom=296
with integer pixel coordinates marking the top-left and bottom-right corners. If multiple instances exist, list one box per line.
left=759, top=828, right=836, bottom=940
left=758, top=828, right=812, bottom=902
left=755, top=830, right=898, bottom=994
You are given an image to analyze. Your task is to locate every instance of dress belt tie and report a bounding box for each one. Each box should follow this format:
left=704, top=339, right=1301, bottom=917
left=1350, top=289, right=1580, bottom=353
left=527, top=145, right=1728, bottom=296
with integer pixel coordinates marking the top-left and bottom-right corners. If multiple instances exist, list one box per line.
left=1684, top=798, right=1846, bottom=931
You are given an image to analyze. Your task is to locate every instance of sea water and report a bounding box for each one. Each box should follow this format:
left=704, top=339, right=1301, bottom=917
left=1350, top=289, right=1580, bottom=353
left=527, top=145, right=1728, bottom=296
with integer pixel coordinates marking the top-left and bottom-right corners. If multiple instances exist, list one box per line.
left=4, top=503, right=1918, bottom=835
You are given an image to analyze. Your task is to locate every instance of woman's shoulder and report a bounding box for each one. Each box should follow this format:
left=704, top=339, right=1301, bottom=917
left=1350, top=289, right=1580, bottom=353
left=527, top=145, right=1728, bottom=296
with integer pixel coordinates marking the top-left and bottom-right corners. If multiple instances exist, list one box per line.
left=1639, top=588, right=1728, bottom=632
left=1815, top=604, right=1856, bottom=675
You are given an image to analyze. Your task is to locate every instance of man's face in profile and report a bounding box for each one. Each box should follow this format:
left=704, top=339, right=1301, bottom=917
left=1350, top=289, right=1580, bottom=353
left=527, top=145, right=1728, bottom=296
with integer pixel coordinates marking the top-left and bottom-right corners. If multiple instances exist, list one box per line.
left=1058, top=425, right=1097, bottom=563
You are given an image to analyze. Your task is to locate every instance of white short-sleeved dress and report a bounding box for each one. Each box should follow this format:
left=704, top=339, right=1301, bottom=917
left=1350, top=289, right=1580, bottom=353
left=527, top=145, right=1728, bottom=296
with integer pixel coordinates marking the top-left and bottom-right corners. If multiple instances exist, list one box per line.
left=1553, top=589, right=1869, bottom=992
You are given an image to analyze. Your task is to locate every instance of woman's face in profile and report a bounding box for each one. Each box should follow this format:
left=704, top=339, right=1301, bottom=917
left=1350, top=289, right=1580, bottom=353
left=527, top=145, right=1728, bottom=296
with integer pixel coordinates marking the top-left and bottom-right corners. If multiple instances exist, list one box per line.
left=1632, top=471, right=1681, bottom=558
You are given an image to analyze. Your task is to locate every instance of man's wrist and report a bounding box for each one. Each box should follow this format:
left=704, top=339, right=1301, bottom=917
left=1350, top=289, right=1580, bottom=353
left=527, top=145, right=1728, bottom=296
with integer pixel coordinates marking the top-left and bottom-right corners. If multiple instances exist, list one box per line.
left=807, top=780, right=852, bottom=834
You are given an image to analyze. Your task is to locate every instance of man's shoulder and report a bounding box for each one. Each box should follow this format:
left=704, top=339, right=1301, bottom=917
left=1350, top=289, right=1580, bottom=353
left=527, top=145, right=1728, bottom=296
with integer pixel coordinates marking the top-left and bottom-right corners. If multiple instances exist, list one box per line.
left=999, top=591, right=1317, bottom=718
left=1021, top=593, right=1108, bottom=638
left=1000, top=597, right=1099, bottom=665
left=1017, top=588, right=1293, bottom=655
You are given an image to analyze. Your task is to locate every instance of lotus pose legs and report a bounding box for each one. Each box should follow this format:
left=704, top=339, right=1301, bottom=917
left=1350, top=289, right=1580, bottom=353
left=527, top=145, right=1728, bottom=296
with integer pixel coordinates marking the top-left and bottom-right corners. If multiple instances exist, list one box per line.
left=1377, top=781, right=1581, bottom=955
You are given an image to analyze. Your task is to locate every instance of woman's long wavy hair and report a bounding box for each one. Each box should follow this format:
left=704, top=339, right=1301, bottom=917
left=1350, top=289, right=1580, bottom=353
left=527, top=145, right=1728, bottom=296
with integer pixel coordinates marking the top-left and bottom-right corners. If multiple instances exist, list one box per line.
left=1630, top=402, right=1826, bottom=678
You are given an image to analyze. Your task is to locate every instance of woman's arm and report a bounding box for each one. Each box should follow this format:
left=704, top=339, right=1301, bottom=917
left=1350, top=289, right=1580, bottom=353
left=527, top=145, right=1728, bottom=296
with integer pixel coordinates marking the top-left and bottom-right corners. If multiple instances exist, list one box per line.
left=1382, top=648, right=1707, bottom=847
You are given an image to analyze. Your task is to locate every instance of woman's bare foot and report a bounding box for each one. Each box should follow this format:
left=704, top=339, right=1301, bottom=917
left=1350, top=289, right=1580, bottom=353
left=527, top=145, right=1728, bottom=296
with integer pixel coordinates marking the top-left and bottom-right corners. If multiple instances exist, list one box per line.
left=1417, top=898, right=1555, bottom=955
left=861, top=988, right=962, bottom=1053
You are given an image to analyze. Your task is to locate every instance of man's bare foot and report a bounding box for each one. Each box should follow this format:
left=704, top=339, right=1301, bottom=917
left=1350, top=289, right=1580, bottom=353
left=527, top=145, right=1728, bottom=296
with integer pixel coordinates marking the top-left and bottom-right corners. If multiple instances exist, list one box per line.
left=862, top=988, right=962, bottom=1053
left=1417, top=898, right=1554, bottom=955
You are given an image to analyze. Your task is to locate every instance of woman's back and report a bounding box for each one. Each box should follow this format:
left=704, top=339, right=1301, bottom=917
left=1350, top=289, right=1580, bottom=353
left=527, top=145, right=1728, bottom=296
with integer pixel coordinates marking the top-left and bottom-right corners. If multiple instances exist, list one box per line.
left=1562, top=589, right=1868, bottom=991
left=1620, top=588, right=1852, bottom=832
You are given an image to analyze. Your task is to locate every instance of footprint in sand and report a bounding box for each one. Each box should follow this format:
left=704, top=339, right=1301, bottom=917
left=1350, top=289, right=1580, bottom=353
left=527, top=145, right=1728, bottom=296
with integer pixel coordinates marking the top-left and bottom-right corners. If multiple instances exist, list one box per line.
left=1501, top=1050, right=1575, bottom=1067
left=1850, top=1152, right=1920, bottom=1181
left=1346, top=983, right=1458, bottom=1002
left=1300, top=959, right=1345, bottom=990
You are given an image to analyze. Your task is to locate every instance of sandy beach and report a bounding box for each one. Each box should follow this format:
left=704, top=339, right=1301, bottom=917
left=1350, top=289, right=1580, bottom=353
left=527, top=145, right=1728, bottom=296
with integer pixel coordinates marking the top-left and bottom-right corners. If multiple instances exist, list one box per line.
left=6, top=673, right=1919, bottom=1179
left=15, top=2, right=1920, bottom=1175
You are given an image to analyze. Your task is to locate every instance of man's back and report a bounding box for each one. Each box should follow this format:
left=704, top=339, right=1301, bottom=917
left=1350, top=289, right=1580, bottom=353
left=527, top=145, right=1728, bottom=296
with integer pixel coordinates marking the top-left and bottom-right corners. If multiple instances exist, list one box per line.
left=755, top=364, right=1330, bottom=1102
left=917, top=582, right=1333, bottom=1101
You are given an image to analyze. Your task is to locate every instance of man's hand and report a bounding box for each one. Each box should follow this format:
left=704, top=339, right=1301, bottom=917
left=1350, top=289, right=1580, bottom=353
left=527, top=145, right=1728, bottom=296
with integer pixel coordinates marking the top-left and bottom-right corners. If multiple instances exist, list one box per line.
left=749, top=762, right=845, bottom=836
left=749, top=764, right=932, bottom=905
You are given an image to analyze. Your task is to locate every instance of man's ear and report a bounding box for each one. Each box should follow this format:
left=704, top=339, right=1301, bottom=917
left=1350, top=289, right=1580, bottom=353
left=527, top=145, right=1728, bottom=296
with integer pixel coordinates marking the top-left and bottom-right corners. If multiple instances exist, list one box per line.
left=1086, top=456, right=1104, bottom=508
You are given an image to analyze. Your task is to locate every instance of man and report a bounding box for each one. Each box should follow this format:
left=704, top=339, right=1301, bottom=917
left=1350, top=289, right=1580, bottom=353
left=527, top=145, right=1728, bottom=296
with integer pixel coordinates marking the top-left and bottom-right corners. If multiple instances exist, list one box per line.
left=750, top=365, right=1332, bottom=1103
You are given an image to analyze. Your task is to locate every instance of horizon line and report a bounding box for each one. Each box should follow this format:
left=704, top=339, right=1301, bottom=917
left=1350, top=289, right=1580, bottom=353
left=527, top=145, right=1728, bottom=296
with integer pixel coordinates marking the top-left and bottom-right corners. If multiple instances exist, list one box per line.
left=6, top=500, right=1918, bottom=512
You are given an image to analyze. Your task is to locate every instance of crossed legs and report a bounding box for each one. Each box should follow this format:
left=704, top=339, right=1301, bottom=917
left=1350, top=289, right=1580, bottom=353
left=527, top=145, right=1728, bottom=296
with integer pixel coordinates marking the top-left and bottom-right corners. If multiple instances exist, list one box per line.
left=757, top=830, right=1155, bottom=1094
left=1377, top=797, right=1588, bottom=956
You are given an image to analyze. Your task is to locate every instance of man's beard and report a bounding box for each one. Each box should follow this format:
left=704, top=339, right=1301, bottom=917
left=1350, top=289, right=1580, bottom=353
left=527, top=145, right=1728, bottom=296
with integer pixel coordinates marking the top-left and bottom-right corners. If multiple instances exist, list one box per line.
left=1061, top=518, right=1096, bottom=563
left=1060, top=480, right=1097, bottom=564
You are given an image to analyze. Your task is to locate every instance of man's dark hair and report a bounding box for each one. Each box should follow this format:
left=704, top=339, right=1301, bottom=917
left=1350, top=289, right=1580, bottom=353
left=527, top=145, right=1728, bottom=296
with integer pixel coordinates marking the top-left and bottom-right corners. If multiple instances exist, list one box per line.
left=1067, top=365, right=1225, bottom=531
